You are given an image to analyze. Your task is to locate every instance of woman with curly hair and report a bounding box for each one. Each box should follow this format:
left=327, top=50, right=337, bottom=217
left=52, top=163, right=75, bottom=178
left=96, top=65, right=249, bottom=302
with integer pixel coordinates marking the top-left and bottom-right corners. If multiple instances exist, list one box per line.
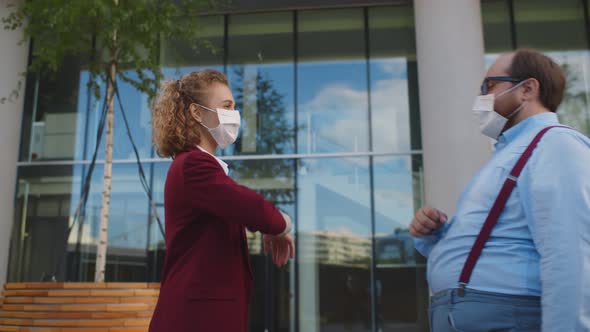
left=148, top=69, right=294, bottom=332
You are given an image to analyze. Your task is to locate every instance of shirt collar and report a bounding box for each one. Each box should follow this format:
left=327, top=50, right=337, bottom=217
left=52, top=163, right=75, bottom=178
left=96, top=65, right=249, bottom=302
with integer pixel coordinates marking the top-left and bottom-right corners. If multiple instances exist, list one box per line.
left=196, top=145, right=229, bottom=175
left=496, top=112, right=559, bottom=147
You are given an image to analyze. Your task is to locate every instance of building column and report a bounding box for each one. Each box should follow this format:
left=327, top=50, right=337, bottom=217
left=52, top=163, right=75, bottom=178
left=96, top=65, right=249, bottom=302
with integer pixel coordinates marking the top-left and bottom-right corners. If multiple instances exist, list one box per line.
left=414, top=0, right=490, bottom=215
left=0, top=1, right=29, bottom=285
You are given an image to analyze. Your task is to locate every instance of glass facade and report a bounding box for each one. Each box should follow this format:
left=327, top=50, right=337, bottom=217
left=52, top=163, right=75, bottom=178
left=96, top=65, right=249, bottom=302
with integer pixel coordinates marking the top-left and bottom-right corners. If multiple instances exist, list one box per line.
left=482, top=0, right=590, bottom=136
left=10, top=1, right=590, bottom=332
left=9, top=3, right=424, bottom=332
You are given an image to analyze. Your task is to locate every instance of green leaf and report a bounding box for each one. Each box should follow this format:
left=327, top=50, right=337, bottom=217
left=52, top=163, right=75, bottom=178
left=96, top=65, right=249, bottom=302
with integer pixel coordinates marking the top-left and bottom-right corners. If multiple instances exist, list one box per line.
left=1, top=0, right=227, bottom=100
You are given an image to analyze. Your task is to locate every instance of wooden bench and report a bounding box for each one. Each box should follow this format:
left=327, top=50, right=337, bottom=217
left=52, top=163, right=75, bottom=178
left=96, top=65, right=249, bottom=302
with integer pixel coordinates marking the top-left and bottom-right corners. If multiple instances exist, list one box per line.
left=0, top=283, right=160, bottom=332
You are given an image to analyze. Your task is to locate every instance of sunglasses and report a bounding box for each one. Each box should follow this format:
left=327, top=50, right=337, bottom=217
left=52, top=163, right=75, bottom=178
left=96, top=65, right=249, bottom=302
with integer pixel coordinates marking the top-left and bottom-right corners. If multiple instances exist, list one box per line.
left=480, top=76, right=523, bottom=95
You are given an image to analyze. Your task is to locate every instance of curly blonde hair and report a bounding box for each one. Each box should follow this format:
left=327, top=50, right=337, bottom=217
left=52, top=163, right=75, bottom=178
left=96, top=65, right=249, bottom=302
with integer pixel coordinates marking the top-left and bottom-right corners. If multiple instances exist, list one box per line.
left=152, top=69, right=229, bottom=157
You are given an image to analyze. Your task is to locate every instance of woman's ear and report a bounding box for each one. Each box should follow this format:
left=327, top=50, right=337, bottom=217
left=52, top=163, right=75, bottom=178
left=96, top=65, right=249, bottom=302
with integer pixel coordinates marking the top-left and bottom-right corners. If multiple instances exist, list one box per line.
left=189, top=104, right=202, bottom=123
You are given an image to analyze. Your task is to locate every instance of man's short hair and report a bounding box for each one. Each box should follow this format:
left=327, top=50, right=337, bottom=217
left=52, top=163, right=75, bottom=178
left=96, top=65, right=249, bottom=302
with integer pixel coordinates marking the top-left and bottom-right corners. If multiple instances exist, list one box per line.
left=508, top=48, right=566, bottom=112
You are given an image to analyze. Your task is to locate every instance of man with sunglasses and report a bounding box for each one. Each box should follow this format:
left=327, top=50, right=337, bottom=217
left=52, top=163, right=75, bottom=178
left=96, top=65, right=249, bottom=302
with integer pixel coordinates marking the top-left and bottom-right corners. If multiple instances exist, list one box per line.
left=411, top=48, right=590, bottom=331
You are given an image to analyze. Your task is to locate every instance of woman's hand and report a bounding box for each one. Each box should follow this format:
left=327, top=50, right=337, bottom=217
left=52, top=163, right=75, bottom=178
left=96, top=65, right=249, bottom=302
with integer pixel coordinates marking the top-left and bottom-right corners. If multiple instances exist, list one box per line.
left=263, top=234, right=295, bottom=268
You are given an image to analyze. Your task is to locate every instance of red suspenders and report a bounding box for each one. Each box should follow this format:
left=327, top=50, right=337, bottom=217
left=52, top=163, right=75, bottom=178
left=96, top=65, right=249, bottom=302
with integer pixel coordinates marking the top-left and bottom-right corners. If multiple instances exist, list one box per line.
left=457, top=125, right=569, bottom=297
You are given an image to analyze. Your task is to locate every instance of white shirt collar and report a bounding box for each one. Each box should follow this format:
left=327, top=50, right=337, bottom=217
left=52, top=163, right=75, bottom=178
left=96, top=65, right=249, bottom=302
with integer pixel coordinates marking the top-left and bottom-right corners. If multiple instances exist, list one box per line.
left=196, top=145, right=229, bottom=175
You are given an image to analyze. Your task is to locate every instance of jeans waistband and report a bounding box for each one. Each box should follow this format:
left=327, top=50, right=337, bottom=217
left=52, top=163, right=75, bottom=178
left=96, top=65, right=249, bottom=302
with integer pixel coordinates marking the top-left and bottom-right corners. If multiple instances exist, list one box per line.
left=431, top=288, right=541, bottom=307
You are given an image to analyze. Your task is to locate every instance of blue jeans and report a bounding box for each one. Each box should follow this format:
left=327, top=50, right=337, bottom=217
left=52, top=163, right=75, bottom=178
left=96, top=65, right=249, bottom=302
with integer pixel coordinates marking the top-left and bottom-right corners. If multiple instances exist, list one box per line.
left=429, top=288, right=541, bottom=332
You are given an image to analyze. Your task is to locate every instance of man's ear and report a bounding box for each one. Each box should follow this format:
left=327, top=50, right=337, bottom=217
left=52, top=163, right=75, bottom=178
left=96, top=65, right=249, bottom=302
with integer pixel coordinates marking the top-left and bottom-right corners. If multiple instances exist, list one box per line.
left=522, top=78, right=540, bottom=101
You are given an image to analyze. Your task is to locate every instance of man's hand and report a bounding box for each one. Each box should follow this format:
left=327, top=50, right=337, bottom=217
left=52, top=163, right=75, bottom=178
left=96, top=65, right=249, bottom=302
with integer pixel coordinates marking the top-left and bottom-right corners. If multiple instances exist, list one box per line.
left=263, top=234, right=295, bottom=268
left=409, top=205, right=448, bottom=237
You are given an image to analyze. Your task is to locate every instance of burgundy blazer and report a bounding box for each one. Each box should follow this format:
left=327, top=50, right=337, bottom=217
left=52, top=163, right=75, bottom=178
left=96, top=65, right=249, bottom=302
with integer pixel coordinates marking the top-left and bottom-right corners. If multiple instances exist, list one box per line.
left=149, top=147, right=288, bottom=332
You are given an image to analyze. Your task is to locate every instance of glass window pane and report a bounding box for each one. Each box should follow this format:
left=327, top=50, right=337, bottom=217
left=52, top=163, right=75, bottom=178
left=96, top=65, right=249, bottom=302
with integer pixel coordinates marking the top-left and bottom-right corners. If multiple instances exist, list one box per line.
left=149, top=162, right=171, bottom=282
left=552, top=51, right=590, bottom=136
left=511, top=0, right=590, bottom=135
left=225, top=0, right=402, bottom=13
left=513, top=0, right=587, bottom=50
left=373, top=155, right=428, bottom=332
left=368, top=6, right=417, bottom=152
left=226, top=12, right=296, bottom=156
left=9, top=164, right=154, bottom=282
left=481, top=0, right=513, bottom=69
left=12, top=7, right=428, bottom=332
left=19, top=58, right=89, bottom=162
left=297, top=9, right=370, bottom=154
left=481, top=0, right=513, bottom=54
left=161, top=16, right=225, bottom=71
left=159, top=13, right=225, bottom=160
left=159, top=15, right=225, bottom=156
left=482, top=0, right=590, bottom=136
left=82, top=72, right=153, bottom=161
left=227, top=158, right=296, bottom=332
left=8, top=165, right=82, bottom=282
left=297, top=157, right=372, bottom=332
left=69, top=164, right=151, bottom=282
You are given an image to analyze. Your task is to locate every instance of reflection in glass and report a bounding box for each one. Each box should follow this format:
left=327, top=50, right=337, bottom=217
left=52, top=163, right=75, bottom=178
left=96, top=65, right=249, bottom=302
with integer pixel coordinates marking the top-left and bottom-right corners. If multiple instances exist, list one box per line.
left=74, top=70, right=153, bottom=164
left=87, top=72, right=154, bottom=160
left=373, top=155, right=427, bottom=332
left=297, top=9, right=369, bottom=154
left=69, top=164, right=151, bottom=282
left=551, top=51, right=590, bottom=136
left=366, top=7, right=427, bottom=330
left=11, top=5, right=426, bottom=331
left=9, top=165, right=155, bottom=281
left=297, top=157, right=372, bottom=332
left=482, top=0, right=590, bottom=135
left=19, top=58, right=88, bottom=162
left=9, top=164, right=154, bottom=283
left=8, top=165, right=81, bottom=282
left=513, top=0, right=586, bottom=50
left=226, top=12, right=295, bottom=156
left=223, top=14, right=298, bottom=329
left=227, top=158, right=296, bottom=332
left=160, top=15, right=225, bottom=157
left=161, top=15, right=225, bottom=77
left=368, top=6, right=416, bottom=153
left=373, top=156, right=415, bottom=262
left=20, top=64, right=160, bottom=162
left=481, top=0, right=513, bottom=53
left=511, top=0, right=590, bottom=134
left=148, top=162, right=170, bottom=282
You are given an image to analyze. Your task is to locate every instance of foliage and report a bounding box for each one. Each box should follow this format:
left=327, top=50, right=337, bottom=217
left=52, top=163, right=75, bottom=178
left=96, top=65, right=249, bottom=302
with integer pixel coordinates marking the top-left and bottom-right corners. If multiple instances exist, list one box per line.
left=1, top=0, right=222, bottom=103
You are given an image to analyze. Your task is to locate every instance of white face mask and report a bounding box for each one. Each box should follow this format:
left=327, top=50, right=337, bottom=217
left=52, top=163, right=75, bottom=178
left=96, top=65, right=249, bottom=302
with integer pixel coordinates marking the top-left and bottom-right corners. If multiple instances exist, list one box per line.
left=472, top=81, right=526, bottom=140
left=196, top=104, right=241, bottom=149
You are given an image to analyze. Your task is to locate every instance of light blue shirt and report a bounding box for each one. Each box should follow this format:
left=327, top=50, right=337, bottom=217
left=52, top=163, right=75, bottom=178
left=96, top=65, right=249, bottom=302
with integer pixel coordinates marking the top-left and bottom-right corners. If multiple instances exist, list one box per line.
left=415, top=112, right=590, bottom=331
